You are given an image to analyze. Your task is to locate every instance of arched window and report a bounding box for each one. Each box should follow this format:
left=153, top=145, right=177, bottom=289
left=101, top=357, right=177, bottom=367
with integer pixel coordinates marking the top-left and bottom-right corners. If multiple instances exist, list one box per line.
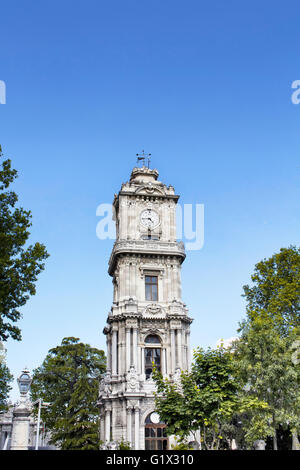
left=145, top=335, right=161, bottom=344
left=144, top=335, right=161, bottom=379
left=145, top=413, right=168, bottom=450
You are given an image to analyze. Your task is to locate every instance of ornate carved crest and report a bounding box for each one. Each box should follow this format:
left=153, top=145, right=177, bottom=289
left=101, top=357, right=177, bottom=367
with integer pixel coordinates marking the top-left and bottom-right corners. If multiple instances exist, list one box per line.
left=126, top=365, right=139, bottom=392
left=135, top=184, right=165, bottom=196
left=143, top=303, right=166, bottom=317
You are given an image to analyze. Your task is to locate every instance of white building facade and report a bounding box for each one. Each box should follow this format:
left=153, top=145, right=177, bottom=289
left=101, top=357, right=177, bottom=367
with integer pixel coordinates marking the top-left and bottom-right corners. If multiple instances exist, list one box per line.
left=99, top=165, right=193, bottom=450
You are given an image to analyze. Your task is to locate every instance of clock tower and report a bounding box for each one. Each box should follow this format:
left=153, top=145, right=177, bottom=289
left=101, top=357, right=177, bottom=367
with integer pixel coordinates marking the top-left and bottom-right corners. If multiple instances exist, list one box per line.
left=99, top=163, right=193, bottom=450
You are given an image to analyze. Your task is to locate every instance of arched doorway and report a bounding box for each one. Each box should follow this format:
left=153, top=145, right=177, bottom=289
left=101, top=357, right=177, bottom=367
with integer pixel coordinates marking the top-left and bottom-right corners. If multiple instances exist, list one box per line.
left=144, top=412, right=168, bottom=450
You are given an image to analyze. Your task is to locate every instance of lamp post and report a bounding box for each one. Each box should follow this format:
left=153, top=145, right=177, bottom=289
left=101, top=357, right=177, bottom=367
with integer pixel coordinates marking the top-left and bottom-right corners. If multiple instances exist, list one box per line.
left=10, top=367, right=32, bottom=450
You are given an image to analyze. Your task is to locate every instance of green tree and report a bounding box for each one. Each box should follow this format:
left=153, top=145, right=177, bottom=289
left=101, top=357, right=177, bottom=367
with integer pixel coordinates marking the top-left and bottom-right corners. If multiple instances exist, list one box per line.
left=153, top=346, right=266, bottom=450
left=0, top=145, right=49, bottom=342
left=31, top=337, right=106, bottom=450
left=236, top=246, right=300, bottom=449
left=242, top=246, right=300, bottom=335
left=0, top=342, right=13, bottom=412
left=233, top=314, right=300, bottom=449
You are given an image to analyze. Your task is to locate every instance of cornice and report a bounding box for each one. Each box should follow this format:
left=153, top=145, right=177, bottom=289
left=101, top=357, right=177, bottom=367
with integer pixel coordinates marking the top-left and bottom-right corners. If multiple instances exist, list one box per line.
left=104, top=313, right=193, bottom=327
left=108, top=240, right=186, bottom=275
left=118, top=190, right=179, bottom=201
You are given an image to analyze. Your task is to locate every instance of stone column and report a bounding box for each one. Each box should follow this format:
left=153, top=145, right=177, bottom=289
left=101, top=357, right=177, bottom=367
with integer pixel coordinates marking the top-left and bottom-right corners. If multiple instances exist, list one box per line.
left=107, top=334, right=112, bottom=372
left=178, top=266, right=182, bottom=300
left=132, top=328, right=137, bottom=368
left=119, top=264, right=125, bottom=299
left=137, top=342, right=141, bottom=375
left=132, top=262, right=136, bottom=298
left=162, top=348, right=167, bottom=376
left=134, top=406, right=140, bottom=450
left=126, top=405, right=132, bottom=445
left=10, top=402, right=31, bottom=450
left=173, top=265, right=178, bottom=300
left=172, top=265, right=176, bottom=300
left=165, top=204, right=170, bottom=241
left=182, top=330, right=186, bottom=370
left=166, top=263, right=171, bottom=301
left=126, top=327, right=131, bottom=372
left=99, top=409, right=105, bottom=443
left=177, top=329, right=182, bottom=368
left=170, top=265, right=174, bottom=300
left=123, top=198, right=128, bottom=240
left=125, top=262, right=130, bottom=297
left=186, top=330, right=191, bottom=372
left=105, top=408, right=111, bottom=443
left=118, top=324, right=123, bottom=375
left=141, top=346, right=145, bottom=378
left=171, top=329, right=176, bottom=372
left=112, top=329, right=118, bottom=376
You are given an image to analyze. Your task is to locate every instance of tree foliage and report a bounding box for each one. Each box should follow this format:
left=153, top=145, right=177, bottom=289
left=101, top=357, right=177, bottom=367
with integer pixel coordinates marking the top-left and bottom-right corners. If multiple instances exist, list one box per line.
left=31, top=337, right=106, bottom=450
left=242, top=246, right=300, bottom=335
left=232, top=316, right=300, bottom=448
left=0, top=342, right=13, bottom=412
left=0, top=145, right=49, bottom=341
left=153, top=346, right=266, bottom=450
left=236, top=246, right=300, bottom=448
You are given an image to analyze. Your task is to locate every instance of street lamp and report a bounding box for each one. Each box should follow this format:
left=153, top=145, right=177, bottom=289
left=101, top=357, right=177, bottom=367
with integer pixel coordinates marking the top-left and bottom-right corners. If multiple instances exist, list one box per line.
left=10, top=368, right=32, bottom=450
left=17, top=368, right=32, bottom=397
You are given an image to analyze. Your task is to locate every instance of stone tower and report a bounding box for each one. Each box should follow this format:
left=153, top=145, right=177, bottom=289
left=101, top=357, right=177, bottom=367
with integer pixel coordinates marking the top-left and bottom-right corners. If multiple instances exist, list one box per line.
left=99, top=164, right=193, bottom=450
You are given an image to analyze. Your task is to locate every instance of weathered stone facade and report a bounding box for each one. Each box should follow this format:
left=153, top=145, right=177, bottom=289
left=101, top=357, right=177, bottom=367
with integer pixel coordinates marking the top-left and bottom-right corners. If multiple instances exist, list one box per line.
left=99, top=165, right=193, bottom=450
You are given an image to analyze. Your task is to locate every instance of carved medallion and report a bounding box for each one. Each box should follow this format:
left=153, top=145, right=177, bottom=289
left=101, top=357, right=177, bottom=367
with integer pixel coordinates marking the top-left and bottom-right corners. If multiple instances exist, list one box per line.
left=143, top=303, right=165, bottom=316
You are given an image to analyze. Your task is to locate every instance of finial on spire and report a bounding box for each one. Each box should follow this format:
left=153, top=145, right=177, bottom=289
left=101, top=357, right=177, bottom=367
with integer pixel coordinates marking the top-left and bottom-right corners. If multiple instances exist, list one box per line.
left=136, top=150, right=151, bottom=169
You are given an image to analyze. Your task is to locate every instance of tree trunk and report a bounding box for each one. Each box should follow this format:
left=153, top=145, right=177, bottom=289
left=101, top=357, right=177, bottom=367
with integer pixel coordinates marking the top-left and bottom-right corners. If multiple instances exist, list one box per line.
left=273, top=431, right=278, bottom=450
left=272, top=414, right=278, bottom=450
left=211, top=429, right=216, bottom=450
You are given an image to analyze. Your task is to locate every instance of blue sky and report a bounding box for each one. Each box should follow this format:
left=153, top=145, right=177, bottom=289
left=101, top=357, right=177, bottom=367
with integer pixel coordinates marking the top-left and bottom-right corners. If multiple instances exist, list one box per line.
left=0, top=0, right=299, bottom=400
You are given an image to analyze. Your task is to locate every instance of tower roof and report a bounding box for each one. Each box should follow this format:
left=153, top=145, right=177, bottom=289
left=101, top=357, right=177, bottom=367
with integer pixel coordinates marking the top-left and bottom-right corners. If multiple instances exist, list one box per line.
left=130, top=166, right=159, bottom=184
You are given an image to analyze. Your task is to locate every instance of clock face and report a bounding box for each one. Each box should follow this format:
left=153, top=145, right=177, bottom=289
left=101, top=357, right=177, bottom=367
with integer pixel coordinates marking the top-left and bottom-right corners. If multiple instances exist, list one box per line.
left=150, top=412, right=160, bottom=424
left=140, top=209, right=159, bottom=229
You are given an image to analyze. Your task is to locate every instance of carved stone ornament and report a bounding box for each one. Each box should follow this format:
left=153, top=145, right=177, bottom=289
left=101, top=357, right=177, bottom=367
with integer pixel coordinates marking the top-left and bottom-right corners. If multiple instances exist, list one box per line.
left=99, top=371, right=112, bottom=397
left=145, top=183, right=155, bottom=194
left=126, top=366, right=139, bottom=392
left=135, top=183, right=165, bottom=196
left=143, top=303, right=165, bottom=316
